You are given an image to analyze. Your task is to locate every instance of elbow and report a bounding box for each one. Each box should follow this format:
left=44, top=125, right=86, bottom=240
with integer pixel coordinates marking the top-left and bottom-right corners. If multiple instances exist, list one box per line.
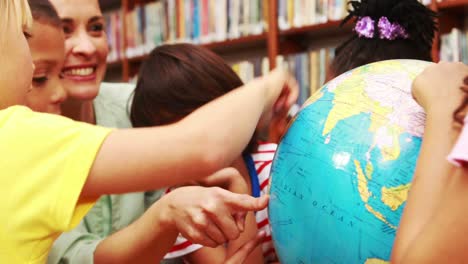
left=195, top=133, right=231, bottom=175
left=198, top=145, right=229, bottom=175
left=180, top=120, right=235, bottom=177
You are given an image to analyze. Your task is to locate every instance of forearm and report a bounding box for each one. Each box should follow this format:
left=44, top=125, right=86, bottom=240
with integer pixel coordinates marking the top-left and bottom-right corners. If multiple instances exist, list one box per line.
left=398, top=167, right=468, bottom=264
left=180, top=77, right=269, bottom=165
left=226, top=212, right=263, bottom=264
left=85, top=78, right=270, bottom=197
left=94, top=201, right=178, bottom=264
left=391, top=109, right=458, bottom=262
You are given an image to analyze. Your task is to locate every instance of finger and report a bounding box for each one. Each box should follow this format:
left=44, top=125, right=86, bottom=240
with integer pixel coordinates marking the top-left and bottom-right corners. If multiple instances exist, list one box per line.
left=274, top=89, right=289, bottom=113
left=234, top=211, right=247, bottom=232
left=206, top=206, right=241, bottom=241
left=200, top=167, right=241, bottom=188
left=180, top=226, right=218, bottom=248
left=224, top=193, right=270, bottom=212
left=286, top=76, right=300, bottom=107
left=204, top=219, right=229, bottom=246
left=224, top=231, right=266, bottom=264
left=189, top=212, right=226, bottom=247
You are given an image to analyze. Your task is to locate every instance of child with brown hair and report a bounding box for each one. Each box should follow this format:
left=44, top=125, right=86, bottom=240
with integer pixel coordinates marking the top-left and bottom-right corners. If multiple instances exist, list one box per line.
left=131, top=43, right=283, bottom=263
left=25, top=0, right=66, bottom=114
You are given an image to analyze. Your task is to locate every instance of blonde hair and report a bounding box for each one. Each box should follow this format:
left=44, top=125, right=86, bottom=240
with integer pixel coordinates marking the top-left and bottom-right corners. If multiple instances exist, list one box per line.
left=0, top=0, right=32, bottom=39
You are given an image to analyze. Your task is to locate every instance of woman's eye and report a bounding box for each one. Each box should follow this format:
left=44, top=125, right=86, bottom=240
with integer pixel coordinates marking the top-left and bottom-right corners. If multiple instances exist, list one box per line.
left=63, top=24, right=73, bottom=35
left=32, top=76, right=48, bottom=85
left=23, top=31, right=32, bottom=39
left=90, top=23, right=104, bottom=33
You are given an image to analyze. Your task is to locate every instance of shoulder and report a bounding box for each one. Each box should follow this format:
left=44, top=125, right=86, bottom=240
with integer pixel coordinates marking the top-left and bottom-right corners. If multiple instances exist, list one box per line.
left=94, top=82, right=136, bottom=128
left=0, top=106, right=108, bottom=135
left=98, top=82, right=135, bottom=100
left=0, top=106, right=111, bottom=166
left=0, top=107, right=111, bottom=261
left=0, top=106, right=111, bottom=162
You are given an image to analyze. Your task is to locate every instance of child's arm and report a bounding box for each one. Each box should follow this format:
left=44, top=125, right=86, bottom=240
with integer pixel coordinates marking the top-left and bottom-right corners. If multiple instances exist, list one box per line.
left=92, top=184, right=268, bottom=263
left=83, top=68, right=298, bottom=198
left=391, top=62, right=468, bottom=262
left=227, top=211, right=263, bottom=264
left=183, top=168, right=264, bottom=264
left=184, top=247, right=227, bottom=263
left=398, top=167, right=468, bottom=263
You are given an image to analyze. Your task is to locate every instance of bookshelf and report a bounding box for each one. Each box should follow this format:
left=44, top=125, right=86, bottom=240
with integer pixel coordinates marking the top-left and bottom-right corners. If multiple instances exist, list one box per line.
left=438, top=0, right=468, bottom=9
left=101, top=0, right=468, bottom=82
left=433, top=0, right=468, bottom=62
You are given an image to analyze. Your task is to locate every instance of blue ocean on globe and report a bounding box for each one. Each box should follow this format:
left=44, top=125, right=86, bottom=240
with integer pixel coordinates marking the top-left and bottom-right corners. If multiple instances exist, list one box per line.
left=269, top=60, right=431, bottom=264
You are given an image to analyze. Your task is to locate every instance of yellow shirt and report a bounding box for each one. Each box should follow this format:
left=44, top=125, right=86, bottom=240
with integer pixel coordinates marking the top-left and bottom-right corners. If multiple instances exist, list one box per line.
left=0, top=106, right=112, bottom=263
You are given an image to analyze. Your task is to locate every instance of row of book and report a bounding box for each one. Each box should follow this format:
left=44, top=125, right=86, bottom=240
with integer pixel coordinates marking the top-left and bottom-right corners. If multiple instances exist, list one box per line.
left=105, top=0, right=268, bottom=62
left=440, top=28, right=468, bottom=64
left=232, top=58, right=270, bottom=83
left=278, top=0, right=431, bottom=30
left=106, top=0, right=433, bottom=63
left=127, top=46, right=334, bottom=106
left=278, top=0, right=347, bottom=30
left=230, top=48, right=335, bottom=106
left=279, top=48, right=335, bottom=105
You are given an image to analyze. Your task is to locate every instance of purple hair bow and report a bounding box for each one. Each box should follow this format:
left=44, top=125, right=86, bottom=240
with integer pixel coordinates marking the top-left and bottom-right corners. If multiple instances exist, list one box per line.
left=355, top=16, right=409, bottom=40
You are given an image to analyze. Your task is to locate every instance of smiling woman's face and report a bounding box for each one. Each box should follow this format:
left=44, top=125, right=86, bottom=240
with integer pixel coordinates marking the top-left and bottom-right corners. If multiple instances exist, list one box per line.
left=50, top=0, right=108, bottom=101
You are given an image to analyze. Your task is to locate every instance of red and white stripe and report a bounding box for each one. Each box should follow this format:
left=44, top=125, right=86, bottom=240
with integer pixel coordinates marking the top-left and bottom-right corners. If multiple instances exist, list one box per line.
left=252, top=142, right=278, bottom=262
left=163, top=234, right=203, bottom=259
left=163, top=142, right=278, bottom=262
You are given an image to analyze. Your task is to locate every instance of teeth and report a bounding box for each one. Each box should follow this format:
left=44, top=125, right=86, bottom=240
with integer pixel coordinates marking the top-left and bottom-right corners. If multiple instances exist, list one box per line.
left=64, top=67, right=94, bottom=76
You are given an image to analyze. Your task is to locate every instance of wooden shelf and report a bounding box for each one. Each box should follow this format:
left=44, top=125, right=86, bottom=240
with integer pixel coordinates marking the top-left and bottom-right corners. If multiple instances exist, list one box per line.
left=280, top=21, right=351, bottom=38
left=106, top=0, right=468, bottom=80
left=107, top=60, right=123, bottom=68
left=128, top=0, right=156, bottom=9
left=278, top=21, right=353, bottom=55
left=436, top=0, right=468, bottom=34
left=438, top=0, right=468, bottom=9
left=203, top=34, right=268, bottom=54
left=99, top=0, right=121, bottom=11
left=125, top=34, right=268, bottom=65
left=437, top=0, right=468, bottom=17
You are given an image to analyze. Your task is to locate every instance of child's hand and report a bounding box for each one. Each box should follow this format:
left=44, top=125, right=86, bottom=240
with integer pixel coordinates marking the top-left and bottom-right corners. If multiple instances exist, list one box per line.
left=412, top=62, right=468, bottom=114
left=224, top=231, right=267, bottom=264
left=197, top=167, right=249, bottom=194
left=261, top=67, right=299, bottom=118
left=257, top=68, right=299, bottom=134
left=160, top=186, right=269, bottom=248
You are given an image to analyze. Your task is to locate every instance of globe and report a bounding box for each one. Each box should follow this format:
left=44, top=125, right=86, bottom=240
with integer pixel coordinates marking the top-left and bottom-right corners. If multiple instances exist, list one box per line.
left=269, top=59, right=432, bottom=264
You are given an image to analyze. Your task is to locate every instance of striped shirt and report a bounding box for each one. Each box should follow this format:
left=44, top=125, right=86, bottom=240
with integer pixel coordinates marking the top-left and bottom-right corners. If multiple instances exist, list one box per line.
left=163, top=142, right=278, bottom=262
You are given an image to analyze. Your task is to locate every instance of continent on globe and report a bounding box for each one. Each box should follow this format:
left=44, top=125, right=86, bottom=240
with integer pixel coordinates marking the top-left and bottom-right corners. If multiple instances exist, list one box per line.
left=365, top=258, right=389, bottom=264
left=381, top=184, right=411, bottom=211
